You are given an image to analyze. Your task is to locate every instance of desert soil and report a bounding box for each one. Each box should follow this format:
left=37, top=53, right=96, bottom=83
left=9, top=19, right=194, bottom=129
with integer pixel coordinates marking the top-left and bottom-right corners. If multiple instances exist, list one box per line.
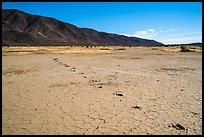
left=2, top=46, right=202, bottom=135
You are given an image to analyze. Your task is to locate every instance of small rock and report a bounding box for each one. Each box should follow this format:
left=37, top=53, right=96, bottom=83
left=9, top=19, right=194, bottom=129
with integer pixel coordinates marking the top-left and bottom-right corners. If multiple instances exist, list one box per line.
left=83, top=76, right=86, bottom=78
left=53, top=58, right=58, bottom=62
left=133, top=105, right=142, bottom=110
left=98, top=86, right=102, bottom=88
left=171, top=123, right=186, bottom=130
left=191, top=112, right=199, bottom=116
left=116, top=93, right=123, bottom=96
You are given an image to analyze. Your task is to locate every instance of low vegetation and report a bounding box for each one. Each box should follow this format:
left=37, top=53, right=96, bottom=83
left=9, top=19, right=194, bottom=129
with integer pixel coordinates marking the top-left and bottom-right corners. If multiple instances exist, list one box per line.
left=2, top=46, right=113, bottom=55
left=2, top=45, right=201, bottom=56
left=2, top=67, right=33, bottom=75
left=151, top=45, right=202, bottom=53
left=180, top=46, right=191, bottom=52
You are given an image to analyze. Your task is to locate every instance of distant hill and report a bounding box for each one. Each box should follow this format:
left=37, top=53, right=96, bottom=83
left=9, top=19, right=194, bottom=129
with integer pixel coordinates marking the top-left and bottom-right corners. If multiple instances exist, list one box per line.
left=2, top=9, right=164, bottom=46
left=188, top=42, right=202, bottom=46
left=166, top=42, right=202, bottom=47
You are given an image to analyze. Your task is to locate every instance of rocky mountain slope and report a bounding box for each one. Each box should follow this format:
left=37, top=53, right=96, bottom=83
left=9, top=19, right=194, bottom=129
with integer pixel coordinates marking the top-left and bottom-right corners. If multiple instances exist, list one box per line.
left=2, top=9, right=164, bottom=46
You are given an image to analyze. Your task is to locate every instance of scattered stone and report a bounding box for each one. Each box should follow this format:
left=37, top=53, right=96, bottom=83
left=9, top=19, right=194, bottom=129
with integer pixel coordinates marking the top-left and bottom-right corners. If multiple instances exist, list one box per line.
left=64, top=64, right=69, bottom=67
left=157, top=79, right=159, bottom=81
left=133, top=105, right=142, bottom=110
left=191, top=112, right=199, bottom=116
left=53, top=58, right=58, bottom=62
left=181, top=89, right=184, bottom=91
left=120, top=100, right=122, bottom=101
left=116, top=93, right=123, bottom=96
left=170, top=123, right=186, bottom=130
left=83, top=76, right=86, bottom=78
left=115, top=91, right=123, bottom=96
left=98, top=86, right=102, bottom=88
left=71, top=68, right=76, bottom=72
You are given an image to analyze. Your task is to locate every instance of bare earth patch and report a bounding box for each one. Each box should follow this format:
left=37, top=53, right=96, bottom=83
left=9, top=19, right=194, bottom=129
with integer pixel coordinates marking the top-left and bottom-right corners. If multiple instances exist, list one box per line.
left=2, top=46, right=202, bottom=135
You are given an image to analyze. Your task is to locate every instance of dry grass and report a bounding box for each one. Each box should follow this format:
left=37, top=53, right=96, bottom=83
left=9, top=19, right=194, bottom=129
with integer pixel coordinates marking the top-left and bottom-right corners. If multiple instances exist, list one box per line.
left=2, top=45, right=201, bottom=56
left=151, top=46, right=202, bottom=53
left=152, top=46, right=181, bottom=53
left=188, top=46, right=202, bottom=53
left=2, top=46, right=113, bottom=55
left=52, top=47, right=112, bottom=54
left=2, top=67, right=33, bottom=75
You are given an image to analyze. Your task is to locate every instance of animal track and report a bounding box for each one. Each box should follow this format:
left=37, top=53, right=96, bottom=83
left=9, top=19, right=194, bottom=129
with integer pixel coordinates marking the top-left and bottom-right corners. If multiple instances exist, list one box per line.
left=52, top=57, right=88, bottom=78
left=53, top=57, right=72, bottom=70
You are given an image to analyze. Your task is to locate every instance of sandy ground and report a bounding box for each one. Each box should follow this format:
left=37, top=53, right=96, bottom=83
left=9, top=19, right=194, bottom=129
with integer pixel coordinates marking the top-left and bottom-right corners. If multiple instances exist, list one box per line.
left=2, top=46, right=202, bottom=135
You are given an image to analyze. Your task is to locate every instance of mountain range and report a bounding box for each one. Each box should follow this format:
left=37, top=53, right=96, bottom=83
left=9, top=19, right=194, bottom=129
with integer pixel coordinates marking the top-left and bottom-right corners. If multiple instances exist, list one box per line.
left=2, top=9, right=164, bottom=46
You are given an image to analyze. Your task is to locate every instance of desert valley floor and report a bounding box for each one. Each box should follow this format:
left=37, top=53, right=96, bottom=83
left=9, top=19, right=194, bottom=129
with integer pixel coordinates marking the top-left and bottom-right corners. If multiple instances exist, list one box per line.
left=2, top=46, right=202, bottom=135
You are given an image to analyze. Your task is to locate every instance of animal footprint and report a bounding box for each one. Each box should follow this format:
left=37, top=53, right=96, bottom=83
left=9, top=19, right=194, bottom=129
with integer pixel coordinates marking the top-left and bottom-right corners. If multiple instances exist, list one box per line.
left=64, top=64, right=70, bottom=67
left=53, top=58, right=58, bottom=62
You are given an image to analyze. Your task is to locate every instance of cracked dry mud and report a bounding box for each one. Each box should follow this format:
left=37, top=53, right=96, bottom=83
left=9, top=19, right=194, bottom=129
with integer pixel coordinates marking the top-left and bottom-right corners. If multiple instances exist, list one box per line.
left=2, top=47, right=202, bottom=135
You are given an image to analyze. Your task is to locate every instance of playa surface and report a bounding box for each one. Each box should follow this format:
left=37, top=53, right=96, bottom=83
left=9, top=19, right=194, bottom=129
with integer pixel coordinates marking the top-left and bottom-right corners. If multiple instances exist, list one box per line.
left=2, top=46, right=202, bottom=135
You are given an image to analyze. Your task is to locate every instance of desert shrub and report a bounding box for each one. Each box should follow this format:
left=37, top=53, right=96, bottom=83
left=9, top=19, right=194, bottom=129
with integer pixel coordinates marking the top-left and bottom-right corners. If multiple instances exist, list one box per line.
left=100, top=48, right=110, bottom=50
left=180, top=46, right=191, bottom=52
left=117, top=48, right=126, bottom=50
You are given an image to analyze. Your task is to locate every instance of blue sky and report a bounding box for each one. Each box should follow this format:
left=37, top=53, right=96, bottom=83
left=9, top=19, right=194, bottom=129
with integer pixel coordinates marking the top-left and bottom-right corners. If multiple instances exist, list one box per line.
left=2, top=2, right=202, bottom=44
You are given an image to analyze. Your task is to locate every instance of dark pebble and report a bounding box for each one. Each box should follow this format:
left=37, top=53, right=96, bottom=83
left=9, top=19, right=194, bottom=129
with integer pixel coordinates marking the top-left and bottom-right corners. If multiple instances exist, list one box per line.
left=171, top=123, right=186, bottom=130
left=116, top=93, right=123, bottom=96
left=133, top=105, right=142, bottom=110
